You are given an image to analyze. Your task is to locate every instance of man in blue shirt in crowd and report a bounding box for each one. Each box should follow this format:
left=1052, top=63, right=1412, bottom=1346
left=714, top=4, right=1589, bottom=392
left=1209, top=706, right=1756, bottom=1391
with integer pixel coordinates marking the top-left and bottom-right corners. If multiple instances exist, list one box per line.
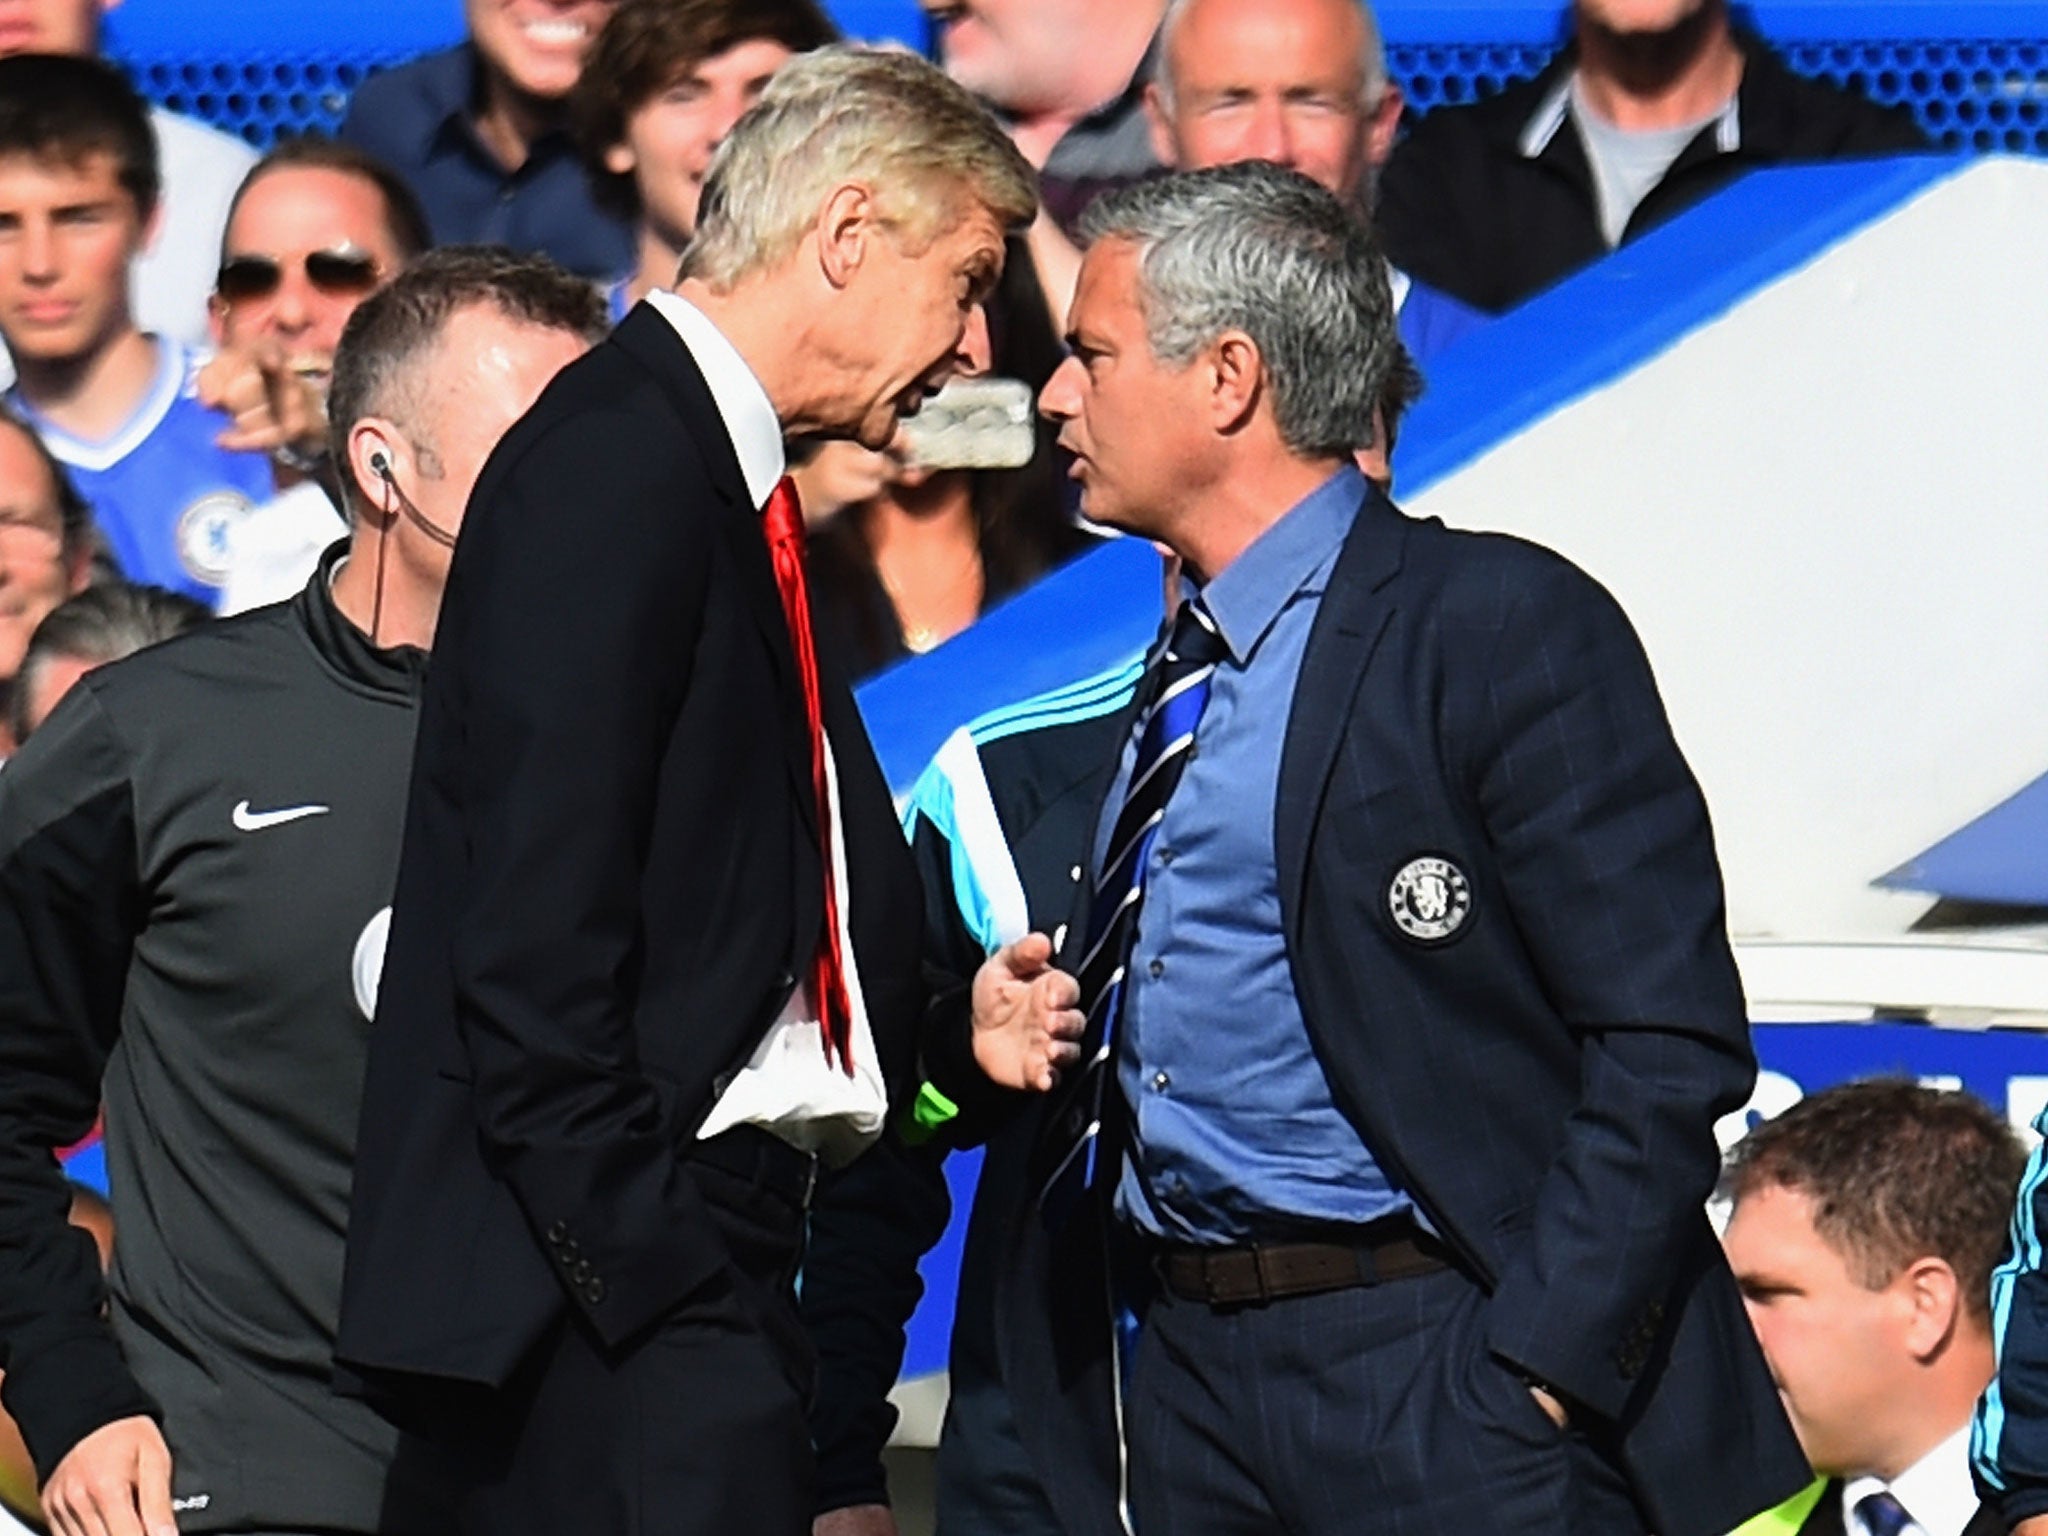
left=344, top=0, right=633, bottom=279
left=0, top=56, right=268, bottom=608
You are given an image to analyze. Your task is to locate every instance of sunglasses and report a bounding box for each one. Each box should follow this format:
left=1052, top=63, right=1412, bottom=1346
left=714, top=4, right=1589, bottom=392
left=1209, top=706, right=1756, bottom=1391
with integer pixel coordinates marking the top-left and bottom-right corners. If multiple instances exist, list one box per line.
left=216, top=248, right=382, bottom=305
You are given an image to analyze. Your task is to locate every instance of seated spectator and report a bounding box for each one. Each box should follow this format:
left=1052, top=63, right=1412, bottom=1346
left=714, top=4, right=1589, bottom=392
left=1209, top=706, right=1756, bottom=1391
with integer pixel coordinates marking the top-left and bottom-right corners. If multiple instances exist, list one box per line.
left=798, top=417, right=1094, bottom=682
left=0, top=56, right=270, bottom=607
left=10, top=581, right=210, bottom=743
left=342, top=0, right=632, bottom=279
left=0, top=0, right=256, bottom=352
left=1144, top=0, right=1486, bottom=364
left=924, top=0, right=1166, bottom=334
left=1376, top=0, right=1927, bottom=313
left=198, top=139, right=432, bottom=611
left=1721, top=1078, right=2024, bottom=1536
left=0, top=248, right=603, bottom=1536
left=0, top=403, right=93, bottom=757
left=571, top=0, right=835, bottom=322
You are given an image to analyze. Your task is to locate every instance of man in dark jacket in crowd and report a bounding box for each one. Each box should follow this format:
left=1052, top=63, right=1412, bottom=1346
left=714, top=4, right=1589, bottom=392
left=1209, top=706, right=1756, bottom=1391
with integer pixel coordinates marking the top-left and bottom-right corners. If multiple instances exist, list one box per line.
left=1376, top=0, right=1926, bottom=313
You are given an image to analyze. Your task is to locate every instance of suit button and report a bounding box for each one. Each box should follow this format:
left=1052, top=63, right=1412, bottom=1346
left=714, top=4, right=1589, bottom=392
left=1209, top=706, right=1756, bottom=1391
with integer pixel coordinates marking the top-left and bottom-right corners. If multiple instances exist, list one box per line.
left=547, top=1221, right=568, bottom=1243
left=584, top=1279, right=607, bottom=1304
left=777, top=969, right=796, bottom=992
left=572, top=1260, right=593, bottom=1283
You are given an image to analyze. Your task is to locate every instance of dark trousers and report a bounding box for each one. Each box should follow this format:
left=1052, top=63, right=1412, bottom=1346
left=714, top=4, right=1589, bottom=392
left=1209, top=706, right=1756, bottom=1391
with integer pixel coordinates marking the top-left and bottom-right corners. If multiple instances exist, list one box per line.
left=1128, top=1264, right=1647, bottom=1536
left=440, top=1149, right=815, bottom=1536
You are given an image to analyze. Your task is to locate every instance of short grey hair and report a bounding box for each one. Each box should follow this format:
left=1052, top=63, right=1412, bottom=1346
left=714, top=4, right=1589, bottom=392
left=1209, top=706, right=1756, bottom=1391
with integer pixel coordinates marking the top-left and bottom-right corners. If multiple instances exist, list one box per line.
left=325, top=246, right=609, bottom=517
left=12, top=583, right=210, bottom=743
left=684, top=46, right=1037, bottom=291
left=1080, top=161, right=1396, bottom=459
left=1153, top=0, right=1389, bottom=115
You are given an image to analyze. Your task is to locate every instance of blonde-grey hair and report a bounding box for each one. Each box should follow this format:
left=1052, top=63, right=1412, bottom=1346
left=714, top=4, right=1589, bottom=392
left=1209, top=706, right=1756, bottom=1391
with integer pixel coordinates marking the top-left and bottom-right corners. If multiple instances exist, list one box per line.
left=683, top=46, right=1038, bottom=290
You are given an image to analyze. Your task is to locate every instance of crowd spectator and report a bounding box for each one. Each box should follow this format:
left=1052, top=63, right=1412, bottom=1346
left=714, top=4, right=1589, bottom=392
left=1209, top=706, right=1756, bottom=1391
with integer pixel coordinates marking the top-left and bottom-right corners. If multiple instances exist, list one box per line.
left=1377, top=0, right=1928, bottom=313
left=1145, top=0, right=1487, bottom=363
left=0, top=402, right=91, bottom=757
left=200, top=138, right=432, bottom=612
left=571, top=0, right=836, bottom=321
left=798, top=326, right=1093, bottom=681
left=924, top=0, right=1165, bottom=336
left=341, top=0, right=633, bottom=279
left=9, top=580, right=210, bottom=743
left=0, top=247, right=603, bottom=1536
left=0, top=55, right=269, bottom=607
left=0, top=0, right=255, bottom=353
left=1722, top=1079, right=2022, bottom=1536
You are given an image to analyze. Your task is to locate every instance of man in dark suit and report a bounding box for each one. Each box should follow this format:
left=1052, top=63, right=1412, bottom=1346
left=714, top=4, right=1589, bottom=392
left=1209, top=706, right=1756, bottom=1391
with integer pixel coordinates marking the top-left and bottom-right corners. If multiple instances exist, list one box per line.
left=950, top=159, right=1811, bottom=1536
left=1722, top=1079, right=2024, bottom=1536
left=334, top=47, right=1037, bottom=1536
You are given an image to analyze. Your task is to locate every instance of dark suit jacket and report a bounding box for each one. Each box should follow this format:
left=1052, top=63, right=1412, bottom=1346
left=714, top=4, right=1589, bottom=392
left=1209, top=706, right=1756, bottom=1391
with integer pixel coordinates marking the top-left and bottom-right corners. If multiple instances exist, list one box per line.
left=335, top=306, right=926, bottom=1426
left=984, top=484, right=1811, bottom=1536
left=1797, top=1478, right=2006, bottom=1535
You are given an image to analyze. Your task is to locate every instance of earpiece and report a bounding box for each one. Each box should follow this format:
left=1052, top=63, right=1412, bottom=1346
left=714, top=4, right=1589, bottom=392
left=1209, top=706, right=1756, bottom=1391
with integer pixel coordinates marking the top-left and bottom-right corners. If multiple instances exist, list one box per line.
left=371, top=451, right=392, bottom=479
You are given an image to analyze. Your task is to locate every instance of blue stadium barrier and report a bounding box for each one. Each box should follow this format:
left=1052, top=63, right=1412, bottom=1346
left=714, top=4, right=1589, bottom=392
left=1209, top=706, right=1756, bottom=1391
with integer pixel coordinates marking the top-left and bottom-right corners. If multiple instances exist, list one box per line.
left=103, top=0, right=2045, bottom=151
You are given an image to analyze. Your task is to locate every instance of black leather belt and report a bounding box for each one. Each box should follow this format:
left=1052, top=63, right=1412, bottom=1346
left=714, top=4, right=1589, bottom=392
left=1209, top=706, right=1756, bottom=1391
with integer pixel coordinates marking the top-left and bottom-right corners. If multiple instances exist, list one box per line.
left=1153, top=1222, right=1453, bottom=1307
left=694, top=1124, right=818, bottom=1211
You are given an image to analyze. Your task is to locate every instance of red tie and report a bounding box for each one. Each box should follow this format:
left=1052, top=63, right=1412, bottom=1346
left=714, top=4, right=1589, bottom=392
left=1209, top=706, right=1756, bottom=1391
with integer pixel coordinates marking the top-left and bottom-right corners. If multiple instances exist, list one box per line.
left=761, top=475, right=855, bottom=1075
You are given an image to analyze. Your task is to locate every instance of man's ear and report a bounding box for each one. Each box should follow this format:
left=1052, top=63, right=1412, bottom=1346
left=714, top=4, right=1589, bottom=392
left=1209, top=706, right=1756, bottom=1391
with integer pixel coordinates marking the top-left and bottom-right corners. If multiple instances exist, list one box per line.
left=815, top=182, right=877, bottom=291
left=346, top=418, right=404, bottom=520
left=1366, top=79, right=1405, bottom=169
left=1143, top=82, right=1177, bottom=168
left=1897, top=1255, right=1963, bottom=1363
left=602, top=141, right=636, bottom=177
left=1208, top=329, right=1263, bottom=434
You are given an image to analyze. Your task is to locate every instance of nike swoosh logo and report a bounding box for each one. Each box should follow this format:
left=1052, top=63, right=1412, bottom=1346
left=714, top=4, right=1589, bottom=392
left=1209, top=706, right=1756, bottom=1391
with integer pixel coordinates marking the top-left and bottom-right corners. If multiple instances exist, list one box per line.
left=232, top=800, right=331, bottom=832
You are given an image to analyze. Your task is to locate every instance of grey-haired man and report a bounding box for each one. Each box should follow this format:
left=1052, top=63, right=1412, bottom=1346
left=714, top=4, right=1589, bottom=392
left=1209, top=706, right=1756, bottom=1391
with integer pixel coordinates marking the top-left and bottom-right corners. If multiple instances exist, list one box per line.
left=962, top=160, right=1810, bottom=1536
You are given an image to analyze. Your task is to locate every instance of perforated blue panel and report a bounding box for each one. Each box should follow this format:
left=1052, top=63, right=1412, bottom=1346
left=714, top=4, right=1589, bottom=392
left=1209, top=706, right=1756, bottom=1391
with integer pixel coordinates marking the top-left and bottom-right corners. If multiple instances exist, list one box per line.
left=1392, top=37, right=2048, bottom=152
left=101, top=0, right=2043, bottom=155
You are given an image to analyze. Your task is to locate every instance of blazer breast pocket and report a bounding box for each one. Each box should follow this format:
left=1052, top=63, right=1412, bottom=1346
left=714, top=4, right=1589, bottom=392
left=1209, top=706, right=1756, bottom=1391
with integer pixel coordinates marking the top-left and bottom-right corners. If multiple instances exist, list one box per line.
left=1323, top=785, right=1482, bottom=951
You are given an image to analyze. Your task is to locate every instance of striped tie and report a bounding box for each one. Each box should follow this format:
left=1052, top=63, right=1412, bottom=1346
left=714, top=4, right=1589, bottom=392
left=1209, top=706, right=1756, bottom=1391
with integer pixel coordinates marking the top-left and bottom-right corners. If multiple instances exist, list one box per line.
left=1036, top=597, right=1226, bottom=1222
left=1855, top=1492, right=1914, bottom=1536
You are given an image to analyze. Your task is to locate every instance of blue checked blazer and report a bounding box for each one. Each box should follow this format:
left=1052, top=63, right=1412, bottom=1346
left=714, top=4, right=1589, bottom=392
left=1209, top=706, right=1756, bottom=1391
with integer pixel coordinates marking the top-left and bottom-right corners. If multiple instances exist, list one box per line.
left=988, top=484, right=1811, bottom=1536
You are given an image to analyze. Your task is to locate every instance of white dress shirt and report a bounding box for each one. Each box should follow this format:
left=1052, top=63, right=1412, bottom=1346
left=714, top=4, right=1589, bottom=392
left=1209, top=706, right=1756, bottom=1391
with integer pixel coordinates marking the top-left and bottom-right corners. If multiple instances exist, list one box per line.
left=644, top=289, right=889, bottom=1166
left=1843, top=1423, right=1982, bottom=1536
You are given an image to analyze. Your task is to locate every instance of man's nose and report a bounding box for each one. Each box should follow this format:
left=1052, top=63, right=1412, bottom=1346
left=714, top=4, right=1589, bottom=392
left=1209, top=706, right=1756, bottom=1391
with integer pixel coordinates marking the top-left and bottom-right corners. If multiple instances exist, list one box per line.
left=957, top=304, right=993, bottom=377
left=1243, top=99, right=1294, bottom=166
left=1038, top=354, right=1083, bottom=420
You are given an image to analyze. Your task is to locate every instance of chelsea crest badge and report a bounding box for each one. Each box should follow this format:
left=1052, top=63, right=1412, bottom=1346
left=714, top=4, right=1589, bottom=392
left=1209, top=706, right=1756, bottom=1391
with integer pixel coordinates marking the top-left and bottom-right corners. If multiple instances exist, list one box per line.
left=1387, top=855, right=1472, bottom=944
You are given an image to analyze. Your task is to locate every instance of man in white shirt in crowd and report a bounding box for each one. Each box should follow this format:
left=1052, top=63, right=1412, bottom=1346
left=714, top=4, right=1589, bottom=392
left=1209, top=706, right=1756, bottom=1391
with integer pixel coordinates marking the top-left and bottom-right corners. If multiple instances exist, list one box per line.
left=1721, top=1078, right=2023, bottom=1536
left=200, top=139, right=431, bottom=612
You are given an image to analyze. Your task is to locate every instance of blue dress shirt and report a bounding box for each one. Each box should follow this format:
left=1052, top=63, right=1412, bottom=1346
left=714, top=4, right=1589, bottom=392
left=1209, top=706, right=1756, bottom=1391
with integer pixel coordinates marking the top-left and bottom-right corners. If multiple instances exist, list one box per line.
left=341, top=45, right=634, bottom=280
left=1102, top=465, right=1412, bottom=1244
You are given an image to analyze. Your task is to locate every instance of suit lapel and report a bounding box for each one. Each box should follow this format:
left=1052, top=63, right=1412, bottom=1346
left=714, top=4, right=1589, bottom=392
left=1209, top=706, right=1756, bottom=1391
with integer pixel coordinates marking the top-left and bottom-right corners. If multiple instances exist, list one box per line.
left=1274, top=487, right=1407, bottom=944
left=611, top=305, right=818, bottom=843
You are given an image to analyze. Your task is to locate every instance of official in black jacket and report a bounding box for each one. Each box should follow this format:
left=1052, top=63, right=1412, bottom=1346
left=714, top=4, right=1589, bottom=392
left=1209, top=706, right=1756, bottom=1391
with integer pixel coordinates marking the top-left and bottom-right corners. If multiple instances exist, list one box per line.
left=1377, top=2, right=1926, bottom=314
left=335, top=48, right=1039, bottom=1536
left=0, top=249, right=605, bottom=1536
